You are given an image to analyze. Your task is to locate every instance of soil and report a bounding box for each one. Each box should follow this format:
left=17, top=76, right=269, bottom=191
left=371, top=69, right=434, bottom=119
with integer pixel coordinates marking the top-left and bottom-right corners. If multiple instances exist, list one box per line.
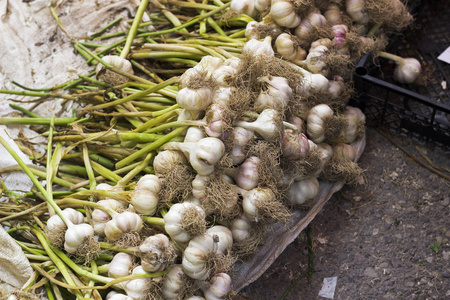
left=238, top=127, right=450, bottom=300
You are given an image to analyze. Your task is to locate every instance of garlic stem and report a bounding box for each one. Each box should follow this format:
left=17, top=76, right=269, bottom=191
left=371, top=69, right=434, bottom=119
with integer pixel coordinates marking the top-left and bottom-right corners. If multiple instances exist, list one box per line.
left=121, top=0, right=150, bottom=59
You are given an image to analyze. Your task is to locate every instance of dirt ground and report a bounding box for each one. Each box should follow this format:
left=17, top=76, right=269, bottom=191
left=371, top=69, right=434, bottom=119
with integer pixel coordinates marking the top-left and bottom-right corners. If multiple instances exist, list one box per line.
left=238, top=127, right=450, bottom=300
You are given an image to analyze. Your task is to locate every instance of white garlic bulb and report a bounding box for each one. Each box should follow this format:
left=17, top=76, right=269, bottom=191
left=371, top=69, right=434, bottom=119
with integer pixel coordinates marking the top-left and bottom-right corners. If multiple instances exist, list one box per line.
left=346, top=0, right=369, bottom=25
left=47, top=208, right=84, bottom=233
left=212, top=65, right=236, bottom=87
left=243, top=36, right=275, bottom=57
left=108, top=252, right=134, bottom=279
left=92, top=199, right=125, bottom=236
left=130, top=174, right=160, bottom=215
left=206, top=226, right=233, bottom=254
left=164, top=202, right=206, bottom=243
left=202, top=273, right=233, bottom=300
left=254, top=76, right=292, bottom=112
left=124, top=266, right=152, bottom=299
left=294, top=12, right=327, bottom=41
left=306, top=104, right=334, bottom=143
left=393, top=57, right=422, bottom=84
left=230, top=214, right=252, bottom=242
left=288, top=177, right=320, bottom=205
left=304, top=45, right=329, bottom=76
left=212, top=87, right=234, bottom=106
left=342, top=106, right=366, bottom=143
left=176, top=87, right=213, bottom=112
left=106, top=291, right=133, bottom=300
left=161, top=264, right=186, bottom=300
left=95, top=55, right=134, bottom=75
left=182, top=234, right=218, bottom=280
left=64, top=223, right=95, bottom=254
left=235, top=109, right=281, bottom=142
left=139, top=234, right=172, bottom=273
left=275, top=33, right=306, bottom=64
left=104, top=211, right=143, bottom=241
left=229, top=127, right=254, bottom=165
left=241, top=187, right=276, bottom=222
left=270, top=0, right=301, bottom=28
left=230, top=0, right=258, bottom=18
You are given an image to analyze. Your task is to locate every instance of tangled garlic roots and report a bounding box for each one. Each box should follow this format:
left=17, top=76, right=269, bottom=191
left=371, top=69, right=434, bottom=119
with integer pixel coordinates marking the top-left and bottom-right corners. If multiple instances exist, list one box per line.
left=321, top=156, right=364, bottom=184
left=181, top=206, right=207, bottom=237
left=73, top=236, right=100, bottom=265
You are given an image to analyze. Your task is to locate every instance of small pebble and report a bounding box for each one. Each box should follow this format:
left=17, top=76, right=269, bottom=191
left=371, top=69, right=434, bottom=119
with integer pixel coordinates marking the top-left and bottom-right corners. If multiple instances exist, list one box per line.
left=363, top=267, right=378, bottom=278
left=442, top=197, right=449, bottom=206
left=443, top=251, right=449, bottom=261
left=426, top=257, right=433, bottom=264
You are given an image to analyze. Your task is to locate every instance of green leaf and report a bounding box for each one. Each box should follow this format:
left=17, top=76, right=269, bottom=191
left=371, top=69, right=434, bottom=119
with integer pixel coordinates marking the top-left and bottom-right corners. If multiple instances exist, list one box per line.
left=430, top=242, right=441, bottom=254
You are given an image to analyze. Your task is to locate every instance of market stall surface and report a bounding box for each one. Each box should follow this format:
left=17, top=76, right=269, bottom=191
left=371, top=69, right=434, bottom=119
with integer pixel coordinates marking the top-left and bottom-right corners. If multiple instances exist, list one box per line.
left=240, top=127, right=450, bottom=300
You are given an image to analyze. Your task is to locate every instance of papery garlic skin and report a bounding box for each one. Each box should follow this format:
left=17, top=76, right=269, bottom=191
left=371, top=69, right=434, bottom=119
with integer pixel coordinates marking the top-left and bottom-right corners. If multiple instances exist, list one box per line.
left=130, top=174, right=160, bottom=215
left=393, top=57, right=421, bottom=84
left=181, top=138, right=226, bottom=176
left=306, top=104, right=334, bottom=143
left=202, top=273, right=233, bottom=300
left=154, top=150, right=188, bottom=174
left=161, top=264, right=186, bottom=300
left=294, top=12, right=327, bottom=41
left=212, top=87, right=234, bottom=106
left=255, top=0, right=271, bottom=12
left=104, top=211, right=143, bottom=241
left=324, top=3, right=343, bottom=25
left=47, top=208, right=84, bottom=233
left=176, top=87, right=213, bottom=112
left=206, top=226, right=233, bottom=254
left=333, top=143, right=356, bottom=161
left=182, top=234, right=218, bottom=280
left=64, top=223, right=95, bottom=254
left=184, top=127, right=206, bottom=143
left=270, top=0, right=301, bottom=28
left=313, top=142, right=334, bottom=177
left=108, top=252, right=134, bottom=279
left=288, top=177, right=320, bottom=205
left=192, top=174, right=209, bottom=201
left=139, top=234, right=171, bottom=272
left=204, top=104, right=228, bottom=138
left=243, top=36, right=275, bottom=57
left=164, top=202, right=206, bottom=243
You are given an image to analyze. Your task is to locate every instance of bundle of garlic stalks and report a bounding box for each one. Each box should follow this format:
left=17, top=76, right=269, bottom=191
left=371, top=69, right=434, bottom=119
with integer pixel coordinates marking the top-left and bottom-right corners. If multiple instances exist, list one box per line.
left=0, top=0, right=414, bottom=299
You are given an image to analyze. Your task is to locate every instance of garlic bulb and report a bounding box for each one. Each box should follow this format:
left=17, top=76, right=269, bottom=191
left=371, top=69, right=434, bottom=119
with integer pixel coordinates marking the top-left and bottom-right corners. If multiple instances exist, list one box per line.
left=243, top=36, right=275, bottom=57
left=241, top=187, right=277, bottom=222
left=196, top=56, right=224, bottom=78
left=346, top=0, right=369, bottom=25
left=164, top=202, right=206, bottom=243
left=204, top=104, right=228, bottom=138
left=212, top=65, right=236, bottom=87
left=95, top=55, right=134, bottom=85
left=229, top=127, right=255, bottom=165
left=270, top=0, right=301, bottom=28
left=95, top=183, right=124, bottom=200
left=292, top=64, right=330, bottom=96
left=254, top=75, right=292, bottom=112
left=212, top=87, right=234, bottom=106
left=104, top=211, right=143, bottom=241
left=187, top=297, right=206, bottom=300
left=108, top=252, right=134, bottom=279
left=201, top=273, right=232, bottom=300
left=182, top=234, right=218, bottom=280
left=206, top=226, right=233, bottom=254
left=176, top=86, right=213, bottom=112
left=312, top=142, right=333, bottom=178
left=223, top=57, right=240, bottom=69
left=139, top=234, right=172, bottom=272
left=154, top=150, right=188, bottom=174
left=294, top=12, right=327, bottom=42
left=47, top=208, right=84, bottom=233
left=161, top=264, right=187, bottom=300
left=106, top=291, right=133, bottom=300
left=304, top=45, right=329, bottom=76
left=333, top=143, right=356, bottom=161
left=230, top=0, right=257, bottom=18
left=310, top=38, right=332, bottom=51
left=393, top=57, right=422, bottom=84
left=342, top=106, right=366, bottom=143
left=184, top=127, right=206, bottom=143
left=275, top=33, right=306, bottom=64
left=163, top=138, right=226, bottom=176
left=124, top=266, right=153, bottom=299
left=226, top=156, right=260, bottom=190
left=64, top=223, right=95, bottom=254
left=92, top=199, right=125, bottom=236
left=324, top=2, right=343, bottom=25
left=235, top=109, right=281, bottom=142
left=306, top=104, right=334, bottom=143
left=179, top=67, right=205, bottom=90
left=130, top=174, right=160, bottom=215
left=255, top=0, right=271, bottom=12
left=288, top=177, right=320, bottom=205
left=230, top=214, right=252, bottom=242
left=281, top=129, right=310, bottom=159
left=191, top=174, right=211, bottom=202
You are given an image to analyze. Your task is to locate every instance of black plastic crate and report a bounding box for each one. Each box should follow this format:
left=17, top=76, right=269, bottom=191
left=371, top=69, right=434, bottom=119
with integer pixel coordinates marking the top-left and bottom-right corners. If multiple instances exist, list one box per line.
left=352, top=0, right=450, bottom=149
